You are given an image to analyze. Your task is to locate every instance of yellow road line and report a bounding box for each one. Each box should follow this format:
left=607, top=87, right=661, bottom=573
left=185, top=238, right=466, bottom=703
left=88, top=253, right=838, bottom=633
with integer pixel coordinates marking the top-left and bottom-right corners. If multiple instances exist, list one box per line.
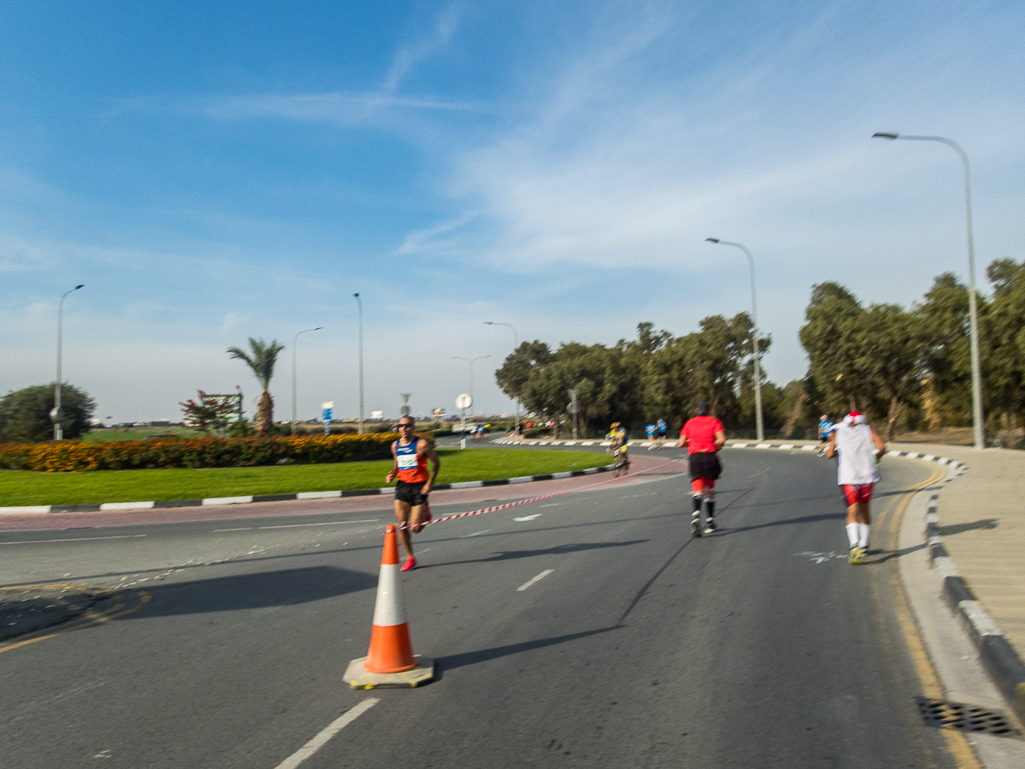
left=881, top=461, right=981, bottom=769
left=0, top=590, right=151, bottom=655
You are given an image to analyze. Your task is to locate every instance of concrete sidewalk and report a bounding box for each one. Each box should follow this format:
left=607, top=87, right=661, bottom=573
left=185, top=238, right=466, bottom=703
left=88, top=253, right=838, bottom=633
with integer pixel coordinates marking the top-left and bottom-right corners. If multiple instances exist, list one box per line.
left=891, top=443, right=1025, bottom=659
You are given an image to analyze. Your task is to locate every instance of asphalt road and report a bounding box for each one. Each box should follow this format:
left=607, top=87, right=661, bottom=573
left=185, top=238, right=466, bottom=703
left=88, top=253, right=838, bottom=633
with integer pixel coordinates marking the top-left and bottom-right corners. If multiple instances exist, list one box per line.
left=0, top=448, right=960, bottom=768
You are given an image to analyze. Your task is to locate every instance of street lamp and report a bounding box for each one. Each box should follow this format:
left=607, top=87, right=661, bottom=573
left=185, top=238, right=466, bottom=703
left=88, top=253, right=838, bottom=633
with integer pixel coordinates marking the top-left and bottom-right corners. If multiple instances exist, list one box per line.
left=291, top=326, right=323, bottom=435
left=484, top=321, right=520, bottom=425
left=354, top=293, right=364, bottom=435
left=452, top=355, right=491, bottom=416
left=53, top=284, right=84, bottom=440
left=705, top=239, right=764, bottom=442
left=872, top=132, right=985, bottom=449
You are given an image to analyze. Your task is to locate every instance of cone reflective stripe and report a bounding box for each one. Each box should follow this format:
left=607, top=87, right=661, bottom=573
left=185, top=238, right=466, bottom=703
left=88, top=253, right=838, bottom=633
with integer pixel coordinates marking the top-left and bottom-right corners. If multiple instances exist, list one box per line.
left=363, top=525, right=417, bottom=673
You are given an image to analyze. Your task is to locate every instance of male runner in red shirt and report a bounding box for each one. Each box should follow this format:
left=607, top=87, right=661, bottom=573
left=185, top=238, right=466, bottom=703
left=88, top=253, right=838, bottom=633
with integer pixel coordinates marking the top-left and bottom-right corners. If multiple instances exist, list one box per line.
left=678, top=401, right=726, bottom=537
left=386, top=416, right=441, bottom=571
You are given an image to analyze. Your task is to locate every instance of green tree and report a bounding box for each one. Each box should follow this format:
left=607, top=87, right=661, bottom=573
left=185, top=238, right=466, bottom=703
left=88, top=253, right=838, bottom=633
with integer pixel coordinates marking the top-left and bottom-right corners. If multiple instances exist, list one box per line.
left=227, top=338, right=285, bottom=435
left=0, top=383, right=96, bottom=443
left=179, top=391, right=240, bottom=436
left=495, top=341, right=555, bottom=405
left=642, top=313, right=767, bottom=431
left=913, top=274, right=973, bottom=427
left=982, top=258, right=1025, bottom=435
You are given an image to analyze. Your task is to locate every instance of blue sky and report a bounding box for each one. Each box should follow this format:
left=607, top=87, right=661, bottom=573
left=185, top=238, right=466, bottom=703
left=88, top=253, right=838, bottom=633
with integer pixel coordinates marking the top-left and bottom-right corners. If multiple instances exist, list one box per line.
left=2, top=1, right=1023, bottom=423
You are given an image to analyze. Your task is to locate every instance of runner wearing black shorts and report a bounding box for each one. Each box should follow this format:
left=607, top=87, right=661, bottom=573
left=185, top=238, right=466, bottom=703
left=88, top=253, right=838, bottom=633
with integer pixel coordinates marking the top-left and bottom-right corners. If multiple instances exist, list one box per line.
left=678, top=401, right=726, bottom=537
left=386, top=416, right=441, bottom=571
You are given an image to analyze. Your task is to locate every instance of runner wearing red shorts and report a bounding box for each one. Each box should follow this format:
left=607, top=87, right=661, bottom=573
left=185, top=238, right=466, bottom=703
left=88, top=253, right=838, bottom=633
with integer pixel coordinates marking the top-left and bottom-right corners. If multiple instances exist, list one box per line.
left=678, top=401, right=726, bottom=537
left=386, top=416, right=441, bottom=572
left=827, top=411, right=886, bottom=564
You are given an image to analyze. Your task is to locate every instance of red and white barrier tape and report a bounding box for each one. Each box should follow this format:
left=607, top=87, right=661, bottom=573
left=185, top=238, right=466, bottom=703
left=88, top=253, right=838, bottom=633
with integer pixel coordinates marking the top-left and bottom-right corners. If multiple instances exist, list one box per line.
left=397, top=459, right=683, bottom=531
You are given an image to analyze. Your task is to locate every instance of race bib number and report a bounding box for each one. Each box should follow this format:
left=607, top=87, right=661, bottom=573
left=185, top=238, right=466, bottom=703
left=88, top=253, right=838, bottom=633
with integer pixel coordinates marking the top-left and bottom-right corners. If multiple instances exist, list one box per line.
left=397, top=452, right=418, bottom=470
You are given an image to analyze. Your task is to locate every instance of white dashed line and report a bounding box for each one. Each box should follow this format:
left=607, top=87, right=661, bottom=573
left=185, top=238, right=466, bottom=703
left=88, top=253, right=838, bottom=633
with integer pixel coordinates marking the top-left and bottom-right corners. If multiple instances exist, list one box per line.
left=0, top=534, right=147, bottom=545
left=513, top=514, right=542, bottom=522
left=213, top=527, right=253, bottom=532
left=274, top=699, right=379, bottom=769
left=517, top=569, right=554, bottom=592
left=257, top=520, right=379, bottom=530
left=461, top=530, right=491, bottom=538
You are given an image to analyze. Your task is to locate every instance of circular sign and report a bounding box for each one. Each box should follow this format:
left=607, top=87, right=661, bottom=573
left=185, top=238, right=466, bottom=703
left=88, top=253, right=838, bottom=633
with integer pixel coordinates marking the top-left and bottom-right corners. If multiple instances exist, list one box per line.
left=400, top=405, right=411, bottom=416
left=567, top=402, right=579, bottom=414
left=455, top=393, right=472, bottom=410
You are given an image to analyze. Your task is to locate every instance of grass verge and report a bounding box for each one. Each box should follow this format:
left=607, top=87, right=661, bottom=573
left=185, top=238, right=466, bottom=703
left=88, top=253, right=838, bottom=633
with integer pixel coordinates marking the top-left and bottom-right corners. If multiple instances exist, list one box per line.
left=0, top=449, right=611, bottom=507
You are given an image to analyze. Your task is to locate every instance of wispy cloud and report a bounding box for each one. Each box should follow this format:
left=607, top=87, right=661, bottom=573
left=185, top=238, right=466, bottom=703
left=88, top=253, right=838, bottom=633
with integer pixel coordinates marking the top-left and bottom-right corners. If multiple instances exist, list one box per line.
left=381, top=3, right=463, bottom=94
left=201, top=90, right=488, bottom=125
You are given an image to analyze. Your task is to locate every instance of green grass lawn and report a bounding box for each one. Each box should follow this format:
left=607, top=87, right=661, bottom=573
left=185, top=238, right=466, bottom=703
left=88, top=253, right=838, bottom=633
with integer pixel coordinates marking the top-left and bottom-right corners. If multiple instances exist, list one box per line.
left=0, top=449, right=611, bottom=507
left=82, top=427, right=205, bottom=443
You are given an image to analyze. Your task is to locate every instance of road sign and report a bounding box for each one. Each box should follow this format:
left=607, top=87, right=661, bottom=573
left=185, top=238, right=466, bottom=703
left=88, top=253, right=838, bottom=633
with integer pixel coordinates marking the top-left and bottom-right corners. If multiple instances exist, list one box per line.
left=321, top=400, right=334, bottom=421
left=400, top=405, right=411, bottom=416
left=456, top=393, right=472, bottom=410
left=567, top=401, right=579, bottom=414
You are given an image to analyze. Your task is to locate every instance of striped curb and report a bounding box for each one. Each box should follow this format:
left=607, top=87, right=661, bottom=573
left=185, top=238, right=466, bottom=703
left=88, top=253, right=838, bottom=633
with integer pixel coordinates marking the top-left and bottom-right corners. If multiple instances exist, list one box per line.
left=924, top=479, right=1025, bottom=726
left=0, top=466, right=613, bottom=516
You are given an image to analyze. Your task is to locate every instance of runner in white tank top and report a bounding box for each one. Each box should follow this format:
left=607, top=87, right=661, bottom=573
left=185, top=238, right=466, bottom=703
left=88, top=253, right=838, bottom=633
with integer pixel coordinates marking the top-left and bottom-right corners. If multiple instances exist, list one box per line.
left=827, top=412, right=886, bottom=564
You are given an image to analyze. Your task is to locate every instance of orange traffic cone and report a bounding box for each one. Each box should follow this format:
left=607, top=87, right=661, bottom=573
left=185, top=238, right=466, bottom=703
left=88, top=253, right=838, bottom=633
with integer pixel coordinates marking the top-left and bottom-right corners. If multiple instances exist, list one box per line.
left=343, top=525, right=434, bottom=689
left=364, top=524, right=417, bottom=672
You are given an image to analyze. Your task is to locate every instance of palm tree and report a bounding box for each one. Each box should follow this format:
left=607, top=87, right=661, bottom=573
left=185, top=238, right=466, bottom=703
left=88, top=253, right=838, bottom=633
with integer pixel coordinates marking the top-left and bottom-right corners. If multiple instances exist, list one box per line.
left=227, top=338, right=285, bottom=435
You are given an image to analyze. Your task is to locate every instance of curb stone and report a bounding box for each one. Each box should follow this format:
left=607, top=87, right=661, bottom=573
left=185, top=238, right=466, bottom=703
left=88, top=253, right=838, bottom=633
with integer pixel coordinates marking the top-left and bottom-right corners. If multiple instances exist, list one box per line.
left=924, top=472, right=1025, bottom=727
left=0, top=465, right=613, bottom=516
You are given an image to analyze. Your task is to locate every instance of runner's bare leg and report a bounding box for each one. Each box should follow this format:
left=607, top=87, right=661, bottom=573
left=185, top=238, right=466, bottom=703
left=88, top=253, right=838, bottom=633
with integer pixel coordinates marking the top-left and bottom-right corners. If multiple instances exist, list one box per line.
left=394, top=499, right=414, bottom=558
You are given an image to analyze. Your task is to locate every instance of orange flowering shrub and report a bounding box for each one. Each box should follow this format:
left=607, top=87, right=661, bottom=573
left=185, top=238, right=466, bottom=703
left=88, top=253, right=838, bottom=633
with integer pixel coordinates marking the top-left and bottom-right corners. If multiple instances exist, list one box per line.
left=0, top=432, right=431, bottom=472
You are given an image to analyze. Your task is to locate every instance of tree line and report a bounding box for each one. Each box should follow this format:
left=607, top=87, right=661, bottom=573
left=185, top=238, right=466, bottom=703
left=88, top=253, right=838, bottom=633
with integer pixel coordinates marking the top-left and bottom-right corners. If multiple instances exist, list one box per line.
left=494, top=257, right=1025, bottom=442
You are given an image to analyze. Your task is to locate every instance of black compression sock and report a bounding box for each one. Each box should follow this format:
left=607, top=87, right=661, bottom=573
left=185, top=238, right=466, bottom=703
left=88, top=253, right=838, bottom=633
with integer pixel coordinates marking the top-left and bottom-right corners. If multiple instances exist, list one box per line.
left=705, top=500, right=715, bottom=518
left=692, top=495, right=703, bottom=513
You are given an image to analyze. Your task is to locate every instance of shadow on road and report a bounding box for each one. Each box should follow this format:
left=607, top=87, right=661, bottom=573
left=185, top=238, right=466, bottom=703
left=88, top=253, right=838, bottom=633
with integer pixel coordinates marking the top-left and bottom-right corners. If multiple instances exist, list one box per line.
left=437, top=625, right=623, bottom=675
left=433, top=540, right=649, bottom=567
left=716, top=512, right=846, bottom=537
left=117, top=565, right=377, bottom=619
left=938, top=518, right=998, bottom=536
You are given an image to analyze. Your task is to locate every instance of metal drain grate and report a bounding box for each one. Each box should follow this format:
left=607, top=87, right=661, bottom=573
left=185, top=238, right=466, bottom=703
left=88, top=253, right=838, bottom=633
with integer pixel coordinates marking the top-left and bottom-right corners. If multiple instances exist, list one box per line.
left=916, top=697, right=1021, bottom=738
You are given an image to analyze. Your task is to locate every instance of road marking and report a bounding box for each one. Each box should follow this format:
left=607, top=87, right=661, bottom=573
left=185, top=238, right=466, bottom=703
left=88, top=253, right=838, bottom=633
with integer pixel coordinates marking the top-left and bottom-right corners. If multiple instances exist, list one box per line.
left=539, top=503, right=561, bottom=507
left=274, top=698, right=379, bottom=769
left=257, top=520, right=379, bottom=530
left=213, top=527, right=253, bottom=532
left=517, top=569, right=554, bottom=591
left=0, top=534, right=147, bottom=546
left=461, top=530, right=491, bottom=537
left=513, top=514, right=542, bottom=521
left=794, top=551, right=847, bottom=564
left=0, top=590, right=151, bottom=655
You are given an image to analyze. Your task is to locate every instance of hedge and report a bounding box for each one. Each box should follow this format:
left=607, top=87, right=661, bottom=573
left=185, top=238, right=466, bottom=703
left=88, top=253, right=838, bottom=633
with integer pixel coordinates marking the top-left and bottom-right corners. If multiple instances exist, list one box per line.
left=0, top=433, right=428, bottom=472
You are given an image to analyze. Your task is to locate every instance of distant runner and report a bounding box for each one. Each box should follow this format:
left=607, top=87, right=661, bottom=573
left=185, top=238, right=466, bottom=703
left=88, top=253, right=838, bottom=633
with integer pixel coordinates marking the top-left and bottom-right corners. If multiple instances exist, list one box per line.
left=386, top=416, right=441, bottom=572
left=608, top=422, right=630, bottom=474
left=817, top=414, right=834, bottom=456
left=827, top=411, right=886, bottom=564
left=656, top=418, right=668, bottom=449
left=678, top=401, right=726, bottom=536
left=645, top=423, right=656, bottom=449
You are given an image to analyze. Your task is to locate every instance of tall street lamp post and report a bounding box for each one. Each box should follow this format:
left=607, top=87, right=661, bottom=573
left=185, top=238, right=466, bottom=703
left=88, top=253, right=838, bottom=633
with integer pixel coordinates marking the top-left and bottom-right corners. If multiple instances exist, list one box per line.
left=705, top=239, right=764, bottom=442
left=354, top=293, right=364, bottom=435
left=53, top=284, right=84, bottom=440
left=291, top=326, right=323, bottom=435
left=872, top=132, right=985, bottom=449
left=483, top=321, right=519, bottom=425
left=453, top=355, right=491, bottom=417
